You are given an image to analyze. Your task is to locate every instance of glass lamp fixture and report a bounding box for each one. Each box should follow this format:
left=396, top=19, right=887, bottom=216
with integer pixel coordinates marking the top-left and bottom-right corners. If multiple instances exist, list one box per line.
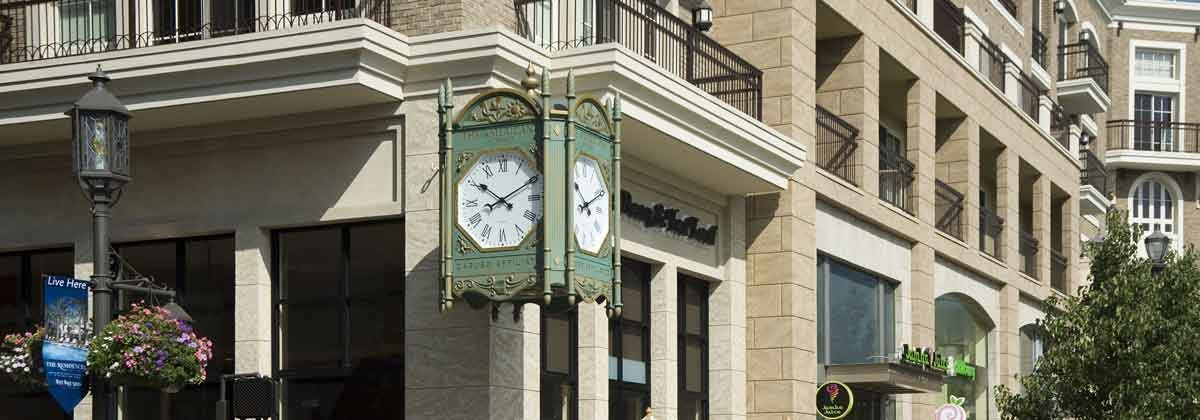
left=1144, top=231, right=1171, bottom=266
left=692, top=0, right=713, bottom=32
left=68, top=66, right=131, bottom=200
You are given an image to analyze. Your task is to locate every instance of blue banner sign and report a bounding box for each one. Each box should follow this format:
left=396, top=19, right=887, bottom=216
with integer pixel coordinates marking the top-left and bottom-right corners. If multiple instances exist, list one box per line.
left=43, top=275, right=90, bottom=413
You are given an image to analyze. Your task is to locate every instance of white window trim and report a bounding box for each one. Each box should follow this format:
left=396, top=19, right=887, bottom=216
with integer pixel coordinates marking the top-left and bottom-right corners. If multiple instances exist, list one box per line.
left=1128, top=39, right=1188, bottom=121
left=1127, top=172, right=1184, bottom=254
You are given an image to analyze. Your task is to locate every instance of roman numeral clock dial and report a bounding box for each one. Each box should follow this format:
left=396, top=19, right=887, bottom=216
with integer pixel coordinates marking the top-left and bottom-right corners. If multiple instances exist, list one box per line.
left=572, top=155, right=611, bottom=254
left=456, top=151, right=544, bottom=249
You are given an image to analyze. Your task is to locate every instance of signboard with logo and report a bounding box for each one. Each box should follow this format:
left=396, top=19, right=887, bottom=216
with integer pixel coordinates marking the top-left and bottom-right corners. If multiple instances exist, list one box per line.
left=935, top=396, right=968, bottom=420
left=42, top=275, right=90, bottom=413
left=816, top=381, right=854, bottom=419
left=899, top=344, right=976, bottom=379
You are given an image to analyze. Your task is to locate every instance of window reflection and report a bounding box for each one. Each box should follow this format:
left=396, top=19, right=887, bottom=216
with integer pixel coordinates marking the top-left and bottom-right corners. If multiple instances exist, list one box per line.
left=541, top=308, right=575, bottom=420
left=678, top=275, right=707, bottom=420
left=0, top=249, right=73, bottom=420
left=610, top=258, right=650, bottom=420
left=936, top=294, right=994, bottom=420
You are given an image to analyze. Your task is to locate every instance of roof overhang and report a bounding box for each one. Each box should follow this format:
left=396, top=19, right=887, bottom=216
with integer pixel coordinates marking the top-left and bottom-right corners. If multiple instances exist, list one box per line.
left=1105, top=149, right=1200, bottom=171
left=824, top=363, right=945, bottom=395
left=1057, top=78, right=1111, bottom=115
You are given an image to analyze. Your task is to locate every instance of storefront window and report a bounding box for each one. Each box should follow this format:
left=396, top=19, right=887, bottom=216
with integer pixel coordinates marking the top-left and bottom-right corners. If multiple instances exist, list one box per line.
left=116, top=236, right=234, bottom=420
left=541, top=308, right=576, bottom=420
left=275, top=221, right=405, bottom=420
left=610, top=258, right=650, bottom=420
left=0, top=248, right=73, bottom=420
left=678, top=275, right=707, bottom=420
left=816, top=254, right=897, bottom=420
left=936, top=294, right=994, bottom=420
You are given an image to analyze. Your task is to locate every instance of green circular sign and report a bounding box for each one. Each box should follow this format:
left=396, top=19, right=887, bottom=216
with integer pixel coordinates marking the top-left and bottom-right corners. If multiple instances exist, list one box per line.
left=816, top=381, right=855, bottom=419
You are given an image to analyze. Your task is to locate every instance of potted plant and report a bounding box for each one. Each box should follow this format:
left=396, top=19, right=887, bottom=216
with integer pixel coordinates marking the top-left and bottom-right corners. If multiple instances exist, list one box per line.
left=0, top=326, right=46, bottom=388
left=87, top=303, right=212, bottom=393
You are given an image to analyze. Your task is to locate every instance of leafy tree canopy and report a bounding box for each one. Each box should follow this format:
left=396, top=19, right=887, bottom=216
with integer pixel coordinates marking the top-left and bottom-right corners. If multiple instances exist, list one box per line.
left=997, top=211, right=1200, bottom=419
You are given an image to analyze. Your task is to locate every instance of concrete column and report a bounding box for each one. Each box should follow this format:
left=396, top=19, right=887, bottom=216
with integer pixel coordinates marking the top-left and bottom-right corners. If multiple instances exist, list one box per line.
left=917, top=0, right=933, bottom=25
left=1069, top=125, right=1083, bottom=160
left=964, top=23, right=984, bottom=72
left=746, top=178, right=817, bottom=419
left=710, top=195, right=747, bottom=420
left=578, top=302, right=609, bottom=420
left=907, top=79, right=938, bottom=224
left=909, top=243, right=938, bottom=413
left=1004, top=61, right=1023, bottom=104
left=1063, top=195, right=1081, bottom=293
left=490, top=304, right=541, bottom=420
left=997, top=148, right=1021, bottom=264
left=997, top=286, right=1020, bottom=391
left=234, top=226, right=272, bottom=375
left=816, top=34, right=880, bottom=193
left=1038, top=97, right=1054, bottom=133
left=650, top=264, right=679, bottom=420
left=937, top=117, right=981, bottom=245
left=1033, top=176, right=1052, bottom=283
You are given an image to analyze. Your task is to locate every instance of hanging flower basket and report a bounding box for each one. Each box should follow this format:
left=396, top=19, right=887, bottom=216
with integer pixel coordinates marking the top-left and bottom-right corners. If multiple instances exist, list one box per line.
left=87, top=303, right=212, bottom=392
left=0, top=326, right=47, bottom=389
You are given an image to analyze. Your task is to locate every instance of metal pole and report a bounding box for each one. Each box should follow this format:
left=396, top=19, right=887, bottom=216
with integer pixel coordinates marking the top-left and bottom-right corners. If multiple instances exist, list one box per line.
left=92, top=193, right=114, bottom=420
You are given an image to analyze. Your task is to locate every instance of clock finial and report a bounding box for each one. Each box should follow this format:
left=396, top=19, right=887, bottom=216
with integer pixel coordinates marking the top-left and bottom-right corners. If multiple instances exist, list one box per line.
left=522, top=63, right=541, bottom=95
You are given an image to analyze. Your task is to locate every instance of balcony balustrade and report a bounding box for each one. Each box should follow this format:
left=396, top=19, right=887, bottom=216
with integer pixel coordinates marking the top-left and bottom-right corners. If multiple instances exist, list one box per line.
left=979, top=206, right=1004, bottom=259
left=935, top=180, right=965, bottom=240
left=1049, top=103, right=1072, bottom=150
left=1058, top=41, right=1109, bottom=94
left=1050, top=248, right=1068, bottom=293
left=1020, top=231, right=1039, bottom=279
left=1032, top=29, right=1048, bottom=68
left=815, top=105, right=859, bottom=185
left=879, top=143, right=915, bottom=214
left=1107, top=119, right=1200, bottom=153
left=1080, top=149, right=1107, bottom=194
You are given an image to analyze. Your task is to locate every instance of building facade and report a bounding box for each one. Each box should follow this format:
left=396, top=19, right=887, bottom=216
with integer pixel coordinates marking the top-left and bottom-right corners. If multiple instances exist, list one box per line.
left=0, top=0, right=1156, bottom=419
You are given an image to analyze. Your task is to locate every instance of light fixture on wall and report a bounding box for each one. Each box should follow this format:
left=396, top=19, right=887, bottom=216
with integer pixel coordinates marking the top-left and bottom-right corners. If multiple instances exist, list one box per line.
left=692, top=0, right=713, bottom=32
left=1080, top=30, right=1091, bottom=43
left=1054, top=0, right=1065, bottom=14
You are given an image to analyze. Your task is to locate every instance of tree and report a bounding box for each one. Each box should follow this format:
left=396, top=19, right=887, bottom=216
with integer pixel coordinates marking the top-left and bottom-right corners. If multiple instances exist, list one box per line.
left=996, top=211, right=1200, bottom=419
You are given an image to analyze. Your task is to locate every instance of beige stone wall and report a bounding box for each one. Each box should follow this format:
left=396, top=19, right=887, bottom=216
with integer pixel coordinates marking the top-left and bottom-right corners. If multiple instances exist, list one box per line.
left=1106, top=28, right=1200, bottom=124
left=388, top=0, right=517, bottom=37
left=1113, top=169, right=1199, bottom=248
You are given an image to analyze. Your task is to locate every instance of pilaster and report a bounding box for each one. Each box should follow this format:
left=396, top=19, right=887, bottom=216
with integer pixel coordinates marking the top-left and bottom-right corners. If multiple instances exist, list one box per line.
left=234, top=226, right=272, bottom=376
left=937, top=117, right=981, bottom=245
left=997, top=286, right=1020, bottom=391
left=1033, top=176, right=1052, bottom=283
left=816, top=34, right=880, bottom=193
left=997, top=148, right=1021, bottom=264
left=577, top=302, right=609, bottom=420
left=909, top=243, right=938, bottom=413
left=710, top=195, right=747, bottom=420
left=1063, top=195, right=1081, bottom=293
left=908, top=79, right=938, bottom=224
left=651, top=264, right=679, bottom=419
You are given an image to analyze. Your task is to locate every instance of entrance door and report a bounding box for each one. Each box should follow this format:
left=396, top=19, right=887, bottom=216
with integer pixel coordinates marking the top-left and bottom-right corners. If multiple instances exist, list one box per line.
left=1134, top=93, right=1175, bottom=151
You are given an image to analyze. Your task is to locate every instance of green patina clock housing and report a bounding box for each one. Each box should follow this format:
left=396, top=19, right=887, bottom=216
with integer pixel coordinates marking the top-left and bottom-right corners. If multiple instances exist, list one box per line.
left=436, top=72, right=623, bottom=316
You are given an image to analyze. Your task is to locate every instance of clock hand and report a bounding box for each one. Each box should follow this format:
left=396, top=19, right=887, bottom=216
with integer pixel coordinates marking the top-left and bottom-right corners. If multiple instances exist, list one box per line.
left=494, top=175, right=540, bottom=210
left=578, top=190, right=606, bottom=216
left=476, top=183, right=510, bottom=210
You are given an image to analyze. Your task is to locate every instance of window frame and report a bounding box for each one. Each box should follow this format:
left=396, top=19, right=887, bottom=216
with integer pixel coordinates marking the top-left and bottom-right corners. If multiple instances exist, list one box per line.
left=271, top=219, right=405, bottom=418
left=1129, top=176, right=1182, bottom=249
left=816, top=253, right=897, bottom=382
left=1135, top=49, right=1178, bottom=80
left=540, top=308, right=578, bottom=420
left=609, top=257, right=651, bottom=420
left=677, top=275, right=708, bottom=420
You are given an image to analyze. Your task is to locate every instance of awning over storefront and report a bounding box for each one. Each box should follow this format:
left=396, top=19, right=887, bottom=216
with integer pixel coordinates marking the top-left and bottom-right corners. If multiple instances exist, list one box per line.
left=824, top=362, right=945, bottom=394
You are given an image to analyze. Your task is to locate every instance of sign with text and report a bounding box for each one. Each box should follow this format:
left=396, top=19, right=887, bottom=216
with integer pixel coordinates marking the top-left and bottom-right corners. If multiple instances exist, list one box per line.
left=816, top=381, right=854, bottom=419
left=43, top=275, right=90, bottom=413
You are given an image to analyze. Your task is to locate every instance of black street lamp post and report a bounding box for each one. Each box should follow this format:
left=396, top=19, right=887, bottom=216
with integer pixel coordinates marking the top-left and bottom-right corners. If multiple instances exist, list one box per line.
left=1145, top=231, right=1171, bottom=274
left=69, top=66, right=131, bottom=420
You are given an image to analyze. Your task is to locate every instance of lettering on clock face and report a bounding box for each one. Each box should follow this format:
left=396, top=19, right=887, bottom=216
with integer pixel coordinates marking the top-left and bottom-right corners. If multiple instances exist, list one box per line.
left=572, top=155, right=610, bottom=254
left=457, top=151, right=544, bottom=249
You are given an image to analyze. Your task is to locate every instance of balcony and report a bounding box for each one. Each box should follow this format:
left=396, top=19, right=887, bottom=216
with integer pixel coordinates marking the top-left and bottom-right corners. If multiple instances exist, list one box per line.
left=1079, top=149, right=1110, bottom=216
left=1032, top=29, right=1048, bottom=68
left=879, top=144, right=915, bottom=213
left=1105, top=120, right=1200, bottom=171
left=935, top=180, right=965, bottom=240
left=979, top=207, right=1004, bottom=260
left=0, top=0, right=389, bottom=64
left=1050, top=103, right=1072, bottom=151
left=1019, top=231, right=1039, bottom=279
left=519, top=0, right=762, bottom=120
left=1057, top=41, right=1111, bottom=114
left=815, top=105, right=859, bottom=185
left=933, top=0, right=964, bottom=53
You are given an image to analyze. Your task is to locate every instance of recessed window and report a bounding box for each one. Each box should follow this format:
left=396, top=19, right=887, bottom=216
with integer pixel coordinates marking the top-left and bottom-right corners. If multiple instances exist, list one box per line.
left=1135, top=49, right=1177, bottom=79
left=274, top=220, right=404, bottom=420
left=542, top=308, right=576, bottom=420
left=678, top=275, right=708, bottom=420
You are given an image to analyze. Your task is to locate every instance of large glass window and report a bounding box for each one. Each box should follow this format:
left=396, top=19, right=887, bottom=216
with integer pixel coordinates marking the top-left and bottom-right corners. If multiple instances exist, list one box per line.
left=541, top=308, right=576, bottom=420
left=275, top=221, right=404, bottom=420
left=1135, top=49, right=1177, bottom=79
left=115, top=236, right=234, bottom=420
left=60, top=0, right=114, bottom=43
left=0, top=248, right=73, bottom=420
left=1134, top=93, right=1175, bottom=151
left=610, top=258, right=650, bottom=420
left=678, top=275, right=707, bottom=420
left=936, top=294, right=994, bottom=420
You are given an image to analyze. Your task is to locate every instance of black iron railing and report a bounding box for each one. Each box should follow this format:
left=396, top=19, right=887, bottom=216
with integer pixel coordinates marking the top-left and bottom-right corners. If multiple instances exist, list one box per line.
left=997, top=0, right=1018, bottom=17
left=1080, top=149, right=1107, bottom=194
left=0, top=0, right=389, bottom=64
left=1058, top=41, right=1109, bottom=93
left=1107, top=119, right=1200, bottom=153
left=518, top=0, right=762, bottom=120
left=879, top=143, right=915, bottom=213
left=816, top=105, right=859, bottom=185
left=1050, top=248, right=1067, bottom=293
left=934, top=0, right=964, bottom=53
left=1032, top=29, right=1048, bottom=67
left=1050, top=102, right=1072, bottom=150
left=935, top=180, right=965, bottom=240
left=980, top=206, right=1004, bottom=259
left=1015, top=72, right=1045, bottom=122
left=1020, top=231, right=1039, bottom=279
left=976, top=27, right=1007, bottom=92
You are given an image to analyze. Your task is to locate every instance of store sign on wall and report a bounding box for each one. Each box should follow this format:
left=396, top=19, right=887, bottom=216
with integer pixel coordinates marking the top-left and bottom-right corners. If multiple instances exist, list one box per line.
left=934, top=396, right=968, bottom=420
left=815, top=381, right=855, bottom=419
left=620, top=190, right=718, bottom=245
left=899, top=344, right=977, bottom=379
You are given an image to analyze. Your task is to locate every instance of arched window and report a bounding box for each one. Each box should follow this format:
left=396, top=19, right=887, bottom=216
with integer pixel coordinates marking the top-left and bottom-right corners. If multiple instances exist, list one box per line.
left=1130, top=176, right=1180, bottom=247
left=936, top=294, right=994, bottom=420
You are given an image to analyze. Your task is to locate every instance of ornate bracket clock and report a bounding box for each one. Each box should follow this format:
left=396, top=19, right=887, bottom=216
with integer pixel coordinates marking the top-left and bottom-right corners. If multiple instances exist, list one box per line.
left=437, top=67, right=623, bottom=318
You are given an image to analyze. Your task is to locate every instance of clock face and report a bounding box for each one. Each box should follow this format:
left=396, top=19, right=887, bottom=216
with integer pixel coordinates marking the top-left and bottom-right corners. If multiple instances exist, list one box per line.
left=456, top=151, right=544, bottom=250
left=572, top=155, right=610, bottom=254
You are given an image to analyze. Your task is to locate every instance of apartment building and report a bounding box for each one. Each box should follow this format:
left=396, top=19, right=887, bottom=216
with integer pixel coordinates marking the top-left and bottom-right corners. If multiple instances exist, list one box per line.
left=0, top=1, right=1121, bottom=420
